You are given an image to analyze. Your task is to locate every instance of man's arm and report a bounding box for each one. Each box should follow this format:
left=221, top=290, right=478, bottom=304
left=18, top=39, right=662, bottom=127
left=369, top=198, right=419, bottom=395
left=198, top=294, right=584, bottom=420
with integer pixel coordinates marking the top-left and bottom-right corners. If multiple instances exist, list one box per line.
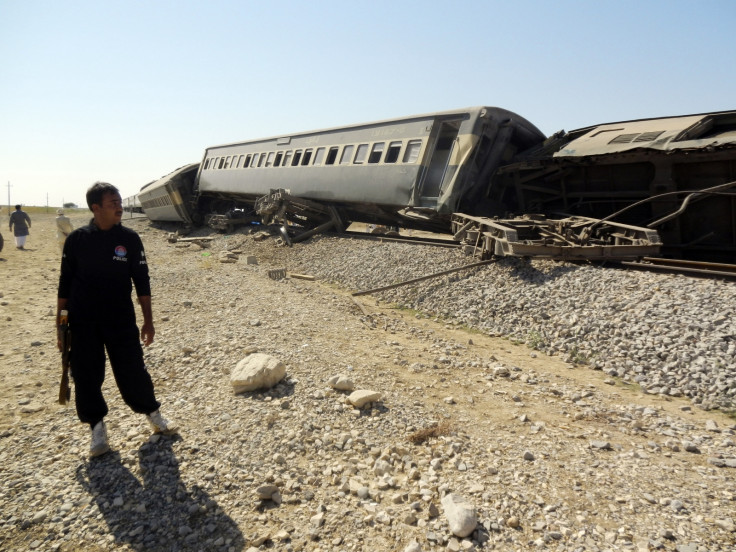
left=138, top=295, right=155, bottom=346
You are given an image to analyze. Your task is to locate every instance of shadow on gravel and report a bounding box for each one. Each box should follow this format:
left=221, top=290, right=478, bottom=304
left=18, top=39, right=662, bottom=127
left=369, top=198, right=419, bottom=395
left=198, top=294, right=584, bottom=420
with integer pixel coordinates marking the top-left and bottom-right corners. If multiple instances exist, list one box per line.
left=75, top=436, right=245, bottom=551
left=504, top=257, right=580, bottom=283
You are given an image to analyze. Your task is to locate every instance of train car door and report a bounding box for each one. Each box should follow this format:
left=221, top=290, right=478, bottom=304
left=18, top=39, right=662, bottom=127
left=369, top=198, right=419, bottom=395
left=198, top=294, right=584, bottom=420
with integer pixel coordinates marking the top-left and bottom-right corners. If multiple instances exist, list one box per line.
left=418, top=120, right=461, bottom=207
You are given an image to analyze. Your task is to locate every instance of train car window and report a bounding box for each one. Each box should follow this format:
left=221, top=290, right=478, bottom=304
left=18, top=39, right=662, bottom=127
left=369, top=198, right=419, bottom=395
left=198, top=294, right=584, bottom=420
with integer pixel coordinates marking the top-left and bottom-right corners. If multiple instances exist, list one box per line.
left=211, top=157, right=218, bottom=169
left=204, top=159, right=210, bottom=170
left=368, top=143, right=384, bottom=163
left=244, top=154, right=252, bottom=168
left=292, top=150, right=303, bottom=166
left=403, top=140, right=422, bottom=163
left=265, top=152, right=275, bottom=167
left=302, top=149, right=313, bottom=166
left=218, top=157, right=225, bottom=169
left=313, top=147, right=326, bottom=165
left=283, top=151, right=293, bottom=167
left=340, top=145, right=354, bottom=165
left=325, top=146, right=339, bottom=165
left=274, top=152, right=283, bottom=167
left=354, top=144, right=369, bottom=164
left=236, top=155, right=244, bottom=168
left=250, top=153, right=259, bottom=168
left=224, top=156, right=232, bottom=169
left=258, top=153, right=266, bottom=167
left=385, top=141, right=402, bottom=164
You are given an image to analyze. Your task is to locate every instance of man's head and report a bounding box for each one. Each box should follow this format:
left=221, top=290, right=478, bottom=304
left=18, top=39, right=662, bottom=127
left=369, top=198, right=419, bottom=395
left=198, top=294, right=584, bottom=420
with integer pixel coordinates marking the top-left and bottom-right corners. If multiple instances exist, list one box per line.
left=15, top=204, right=20, bottom=211
left=87, top=182, right=123, bottom=230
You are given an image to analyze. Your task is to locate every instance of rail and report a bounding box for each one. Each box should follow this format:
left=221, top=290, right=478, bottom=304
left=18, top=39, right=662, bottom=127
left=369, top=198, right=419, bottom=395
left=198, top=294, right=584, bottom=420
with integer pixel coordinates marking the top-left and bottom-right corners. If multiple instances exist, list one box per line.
left=621, top=257, right=736, bottom=280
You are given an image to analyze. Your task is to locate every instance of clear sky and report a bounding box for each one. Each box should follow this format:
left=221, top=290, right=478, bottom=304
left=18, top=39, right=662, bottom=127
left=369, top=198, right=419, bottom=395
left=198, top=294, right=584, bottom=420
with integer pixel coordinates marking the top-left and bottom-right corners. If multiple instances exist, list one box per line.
left=2, top=0, right=735, bottom=208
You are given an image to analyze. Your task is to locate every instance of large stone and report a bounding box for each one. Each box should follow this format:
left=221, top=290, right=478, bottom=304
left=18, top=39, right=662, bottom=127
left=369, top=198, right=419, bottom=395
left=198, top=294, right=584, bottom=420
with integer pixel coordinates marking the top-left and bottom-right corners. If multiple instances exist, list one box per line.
left=348, top=390, right=381, bottom=408
left=230, top=353, right=286, bottom=393
left=328, top=374, right=355, bottom=391
left=441, top=493, right=477, bottom=538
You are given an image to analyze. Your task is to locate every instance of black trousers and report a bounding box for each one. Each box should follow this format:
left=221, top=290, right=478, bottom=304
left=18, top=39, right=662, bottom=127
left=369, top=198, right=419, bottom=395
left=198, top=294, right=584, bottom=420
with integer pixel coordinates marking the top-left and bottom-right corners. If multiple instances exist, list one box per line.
left=70, top=322, right=160, bottom=427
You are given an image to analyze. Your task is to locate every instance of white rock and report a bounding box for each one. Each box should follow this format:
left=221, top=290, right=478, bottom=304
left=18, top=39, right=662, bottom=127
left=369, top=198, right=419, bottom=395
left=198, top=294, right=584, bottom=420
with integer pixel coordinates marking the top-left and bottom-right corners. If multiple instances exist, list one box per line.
left=230, top=353, right=286, bottom=393
left=328, top=374, right=355, bottom=391
left=441, top=493, right=477, bottom=538
left=348, top=390, right=381, bottom=408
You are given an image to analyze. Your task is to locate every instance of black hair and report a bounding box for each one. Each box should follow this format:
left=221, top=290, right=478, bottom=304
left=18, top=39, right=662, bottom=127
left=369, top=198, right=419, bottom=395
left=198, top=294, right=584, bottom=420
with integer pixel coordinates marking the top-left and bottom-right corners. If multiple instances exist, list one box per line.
left=86, top=182, right=119, bottom=211
left=15, top=204, right=21, bottom=210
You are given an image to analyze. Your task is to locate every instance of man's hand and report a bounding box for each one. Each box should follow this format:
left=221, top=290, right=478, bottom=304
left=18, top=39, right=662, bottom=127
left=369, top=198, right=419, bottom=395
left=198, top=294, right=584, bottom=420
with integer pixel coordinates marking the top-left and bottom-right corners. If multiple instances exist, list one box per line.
left=141, top=322, right=155, bottom=346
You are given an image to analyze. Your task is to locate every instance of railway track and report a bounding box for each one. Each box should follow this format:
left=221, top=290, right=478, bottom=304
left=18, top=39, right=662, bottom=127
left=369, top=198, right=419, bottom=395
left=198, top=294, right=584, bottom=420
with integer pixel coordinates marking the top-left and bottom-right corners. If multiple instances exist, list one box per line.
left=621, top=257, right=736, bottom=280
left=333, top=230, right=736, bottom=280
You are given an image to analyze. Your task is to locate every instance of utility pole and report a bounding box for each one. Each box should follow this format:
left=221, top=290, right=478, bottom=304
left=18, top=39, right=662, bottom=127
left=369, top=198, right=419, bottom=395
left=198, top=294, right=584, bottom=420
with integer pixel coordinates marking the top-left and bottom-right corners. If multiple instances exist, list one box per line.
left=6, top=181, right=11, bottom=217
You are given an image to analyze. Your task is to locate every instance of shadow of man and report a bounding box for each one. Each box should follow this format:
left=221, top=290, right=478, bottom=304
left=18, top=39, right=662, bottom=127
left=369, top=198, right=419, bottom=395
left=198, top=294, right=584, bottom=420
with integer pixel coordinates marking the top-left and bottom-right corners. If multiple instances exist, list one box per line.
left=76, top=436, right=245, bottom=552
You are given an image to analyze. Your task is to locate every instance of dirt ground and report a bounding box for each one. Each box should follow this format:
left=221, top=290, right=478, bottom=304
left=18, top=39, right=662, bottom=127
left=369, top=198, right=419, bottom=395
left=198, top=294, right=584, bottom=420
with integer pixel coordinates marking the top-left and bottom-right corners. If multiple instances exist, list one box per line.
left=2, top=213, right=735, bottom=551
left=0, top=212, right=731, bottom=437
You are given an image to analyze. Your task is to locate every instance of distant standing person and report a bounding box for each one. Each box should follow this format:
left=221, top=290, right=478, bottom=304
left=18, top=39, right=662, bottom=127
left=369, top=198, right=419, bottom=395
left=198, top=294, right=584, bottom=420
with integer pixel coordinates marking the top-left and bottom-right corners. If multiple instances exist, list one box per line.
left=55, top=209, right=74, bottom=253
left=9, top=204, right=31, bottom=249
left=57, top=182, right=177, bottom=458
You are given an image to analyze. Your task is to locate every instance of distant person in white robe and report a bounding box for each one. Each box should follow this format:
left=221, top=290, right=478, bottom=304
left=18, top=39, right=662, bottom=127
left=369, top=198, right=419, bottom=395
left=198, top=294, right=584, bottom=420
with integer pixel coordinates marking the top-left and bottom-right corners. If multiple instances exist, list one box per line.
left=56, top=209, right=74, bottom=252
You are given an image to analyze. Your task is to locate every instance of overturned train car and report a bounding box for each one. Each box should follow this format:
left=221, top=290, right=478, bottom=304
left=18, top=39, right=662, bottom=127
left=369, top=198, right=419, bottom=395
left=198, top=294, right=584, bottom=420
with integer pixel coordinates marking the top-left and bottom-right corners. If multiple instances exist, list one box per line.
left=491, top=110, right=736, bottom=261
left=140, top=107, right=736, bottom=262
left=141, top=106, right=545, bottom=232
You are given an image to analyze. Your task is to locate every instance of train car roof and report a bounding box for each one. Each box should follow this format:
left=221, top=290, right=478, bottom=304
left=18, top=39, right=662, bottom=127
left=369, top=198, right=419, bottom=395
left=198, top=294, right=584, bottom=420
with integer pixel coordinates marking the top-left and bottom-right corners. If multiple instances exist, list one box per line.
left=205, top=106, right=545, bottom=150
left=553, top=110, right=736, bottom=157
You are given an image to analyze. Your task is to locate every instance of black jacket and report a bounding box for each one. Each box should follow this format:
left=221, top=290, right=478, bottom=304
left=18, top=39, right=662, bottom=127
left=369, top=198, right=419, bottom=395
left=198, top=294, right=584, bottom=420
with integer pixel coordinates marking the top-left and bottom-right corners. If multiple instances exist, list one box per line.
left=58, top=221, right=151, bottom=325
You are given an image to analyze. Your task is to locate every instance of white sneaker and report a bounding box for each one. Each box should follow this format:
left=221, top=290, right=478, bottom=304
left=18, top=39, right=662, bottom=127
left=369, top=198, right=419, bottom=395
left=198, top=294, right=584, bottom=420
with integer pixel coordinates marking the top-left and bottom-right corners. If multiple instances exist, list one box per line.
left=146, top=409, right=178, bottom=435
left=89, top=421, right=110, bottom=458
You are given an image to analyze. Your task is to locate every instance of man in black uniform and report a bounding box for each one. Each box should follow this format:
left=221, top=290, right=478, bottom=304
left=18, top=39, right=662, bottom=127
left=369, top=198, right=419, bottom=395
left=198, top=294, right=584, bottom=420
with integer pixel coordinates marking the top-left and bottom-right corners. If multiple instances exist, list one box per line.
left=57, top=182, right=177, bottom=457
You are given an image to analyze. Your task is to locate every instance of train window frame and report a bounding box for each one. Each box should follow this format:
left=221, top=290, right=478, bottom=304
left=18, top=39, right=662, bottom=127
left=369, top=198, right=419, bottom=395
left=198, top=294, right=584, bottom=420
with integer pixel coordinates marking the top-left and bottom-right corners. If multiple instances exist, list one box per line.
left=204, top=159, right=211, bottom=170
left=236, top=155, right=244, bottom=168
left=244, top=154, right=252, bottom=168
left=302, top=148, right=313, bottom=166
left=274, top=151, right=283, bottom=167
left=403, top=139, right=422, bottom=163
left=325, top=146, right=339, bottom=165
left=292, top=150, right=303, bottom=166
left=283, top=150, right=293, bottom=167
left=368, top=142, right=384, bottom=164
left=265, top=152, right=275, bottom=167
left=385, top=141, right=402, bottom=164
left=340, top=145, right=355, bottom=165
left=251, top=153, right=259, bottom=168
left=354, top=144, right=369, bottom=164
left=224, top=156, right=232, bottom=169
left=218, top=157, right=225, bottom=169
left=258, top=153, right=266, bottom=167
left=313, top=147, right=326, bottom=166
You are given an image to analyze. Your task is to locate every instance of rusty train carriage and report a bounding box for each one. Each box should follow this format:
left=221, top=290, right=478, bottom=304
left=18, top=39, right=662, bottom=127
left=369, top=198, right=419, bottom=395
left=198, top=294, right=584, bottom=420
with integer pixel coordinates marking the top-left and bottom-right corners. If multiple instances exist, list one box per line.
left=491, top=111, right=736, bottom=261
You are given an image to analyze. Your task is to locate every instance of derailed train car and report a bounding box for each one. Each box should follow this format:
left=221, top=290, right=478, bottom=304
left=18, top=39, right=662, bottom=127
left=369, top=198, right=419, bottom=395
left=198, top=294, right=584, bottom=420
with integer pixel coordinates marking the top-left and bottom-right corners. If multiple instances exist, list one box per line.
left=161, top=106, right=546, bottom=232
left=139, top=106, right=736, bottom=261
left=490, top=111, right=736, bottom=261
left=138, top=163, right=199, bottom=223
